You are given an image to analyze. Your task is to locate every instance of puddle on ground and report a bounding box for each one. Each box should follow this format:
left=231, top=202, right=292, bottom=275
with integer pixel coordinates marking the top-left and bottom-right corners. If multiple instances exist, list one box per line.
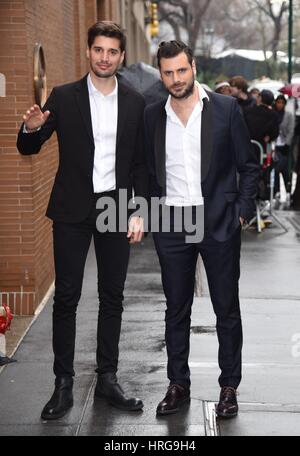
left=190, top=326, right=216, bottom=335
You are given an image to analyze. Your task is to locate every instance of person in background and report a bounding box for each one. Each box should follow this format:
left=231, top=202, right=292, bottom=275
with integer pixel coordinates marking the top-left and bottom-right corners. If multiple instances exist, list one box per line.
left=273, top=94, right=295, bottom=197
left=244, top=89, right=279, bottom=157
left=214, top=81, right=231, bottom=96
left=229, top=75, right=256, bottom=115
left=291, top=99, right=300, bottom=209
left=244, top=90, right=279, bottom=204
left=249, top=87, right=260, bottom=103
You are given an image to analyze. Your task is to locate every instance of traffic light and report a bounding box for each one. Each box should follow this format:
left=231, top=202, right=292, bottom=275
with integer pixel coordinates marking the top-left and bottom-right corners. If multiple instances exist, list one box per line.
left=150, top=2, right=159, bottom=38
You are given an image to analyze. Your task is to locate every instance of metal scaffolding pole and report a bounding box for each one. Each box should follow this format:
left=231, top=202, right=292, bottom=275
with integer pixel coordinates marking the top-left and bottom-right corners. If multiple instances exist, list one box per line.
left=288, top=0, right=293, bottom=83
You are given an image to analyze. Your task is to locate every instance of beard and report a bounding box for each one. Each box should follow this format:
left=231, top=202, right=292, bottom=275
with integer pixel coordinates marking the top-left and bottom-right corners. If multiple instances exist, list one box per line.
left=167, top=77, right=195, bottom=99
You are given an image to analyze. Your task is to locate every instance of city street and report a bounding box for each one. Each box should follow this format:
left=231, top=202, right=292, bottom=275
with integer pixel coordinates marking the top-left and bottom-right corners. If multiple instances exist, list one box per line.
left=0, top=210, right=300, bottom=436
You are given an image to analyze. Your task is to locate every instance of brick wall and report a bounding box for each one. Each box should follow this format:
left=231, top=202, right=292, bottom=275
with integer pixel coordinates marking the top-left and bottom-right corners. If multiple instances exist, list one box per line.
left=0, top=0, right=94, bottom=315
left=0, top=0, right=150, bottom=316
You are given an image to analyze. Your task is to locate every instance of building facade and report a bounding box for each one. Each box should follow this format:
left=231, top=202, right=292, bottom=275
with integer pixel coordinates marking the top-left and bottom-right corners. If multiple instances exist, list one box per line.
left=0, top=0, right=152, bottom=315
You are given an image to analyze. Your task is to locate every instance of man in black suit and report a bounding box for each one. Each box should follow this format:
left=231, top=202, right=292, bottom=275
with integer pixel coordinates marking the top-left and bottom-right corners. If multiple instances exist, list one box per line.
left=17, top=22, right=148, bottom=419
left=144, top=41, right=259, bottom=418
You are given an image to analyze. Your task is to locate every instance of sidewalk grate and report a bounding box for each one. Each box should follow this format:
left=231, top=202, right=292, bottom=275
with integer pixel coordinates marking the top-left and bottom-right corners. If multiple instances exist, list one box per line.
left=287, top=215, right=300, bottom=234
left=75, top=374, right=98, bottom=436
left=203, top=401, right=219, bottom=436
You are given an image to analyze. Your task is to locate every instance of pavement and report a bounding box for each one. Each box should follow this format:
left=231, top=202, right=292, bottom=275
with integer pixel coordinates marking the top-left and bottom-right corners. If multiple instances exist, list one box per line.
left=0, top=210, right=300, bottom=437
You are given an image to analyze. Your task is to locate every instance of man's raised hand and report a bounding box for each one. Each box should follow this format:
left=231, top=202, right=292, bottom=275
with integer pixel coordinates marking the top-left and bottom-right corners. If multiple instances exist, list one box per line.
left=23, top=104, right=50, bottom=131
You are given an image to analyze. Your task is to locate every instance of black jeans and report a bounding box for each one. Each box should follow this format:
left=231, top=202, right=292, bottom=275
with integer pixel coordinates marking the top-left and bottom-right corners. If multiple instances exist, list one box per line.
left=153, top=209, right=242, bottom=389
left=52, top=192, right=130, bottom=378
left=274, top=145, right=290, bottom=194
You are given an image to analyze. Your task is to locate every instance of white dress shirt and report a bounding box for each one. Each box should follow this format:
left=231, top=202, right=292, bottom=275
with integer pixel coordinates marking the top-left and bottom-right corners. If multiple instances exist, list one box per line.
left=87, top=73, right=118, bottom=193
left=165, top=81, right=208, bottom=207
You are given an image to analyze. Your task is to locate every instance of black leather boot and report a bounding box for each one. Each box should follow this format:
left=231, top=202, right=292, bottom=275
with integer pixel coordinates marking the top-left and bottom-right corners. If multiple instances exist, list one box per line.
left=94, top=372, right=143, bottom=411
left=41, top=377, right=74, bottom=420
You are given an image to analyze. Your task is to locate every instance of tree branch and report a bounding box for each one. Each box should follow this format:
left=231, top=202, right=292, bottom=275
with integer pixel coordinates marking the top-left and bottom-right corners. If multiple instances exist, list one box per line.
left=158, top=3, right=183, bottom=41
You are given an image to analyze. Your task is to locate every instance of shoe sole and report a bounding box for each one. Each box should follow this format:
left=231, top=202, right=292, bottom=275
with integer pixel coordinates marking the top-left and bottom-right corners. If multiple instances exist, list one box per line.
left=216, top=410, right=238, bottom=419
left=94, top=391, right=144, bottom=411
left=156, top=397, right=190, bottom=416
left=41, top=403, right=73, bottom=421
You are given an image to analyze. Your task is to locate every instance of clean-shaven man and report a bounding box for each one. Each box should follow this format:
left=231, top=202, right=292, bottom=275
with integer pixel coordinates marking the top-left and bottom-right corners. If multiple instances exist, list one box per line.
left=17, top=22, right=148, bottom=420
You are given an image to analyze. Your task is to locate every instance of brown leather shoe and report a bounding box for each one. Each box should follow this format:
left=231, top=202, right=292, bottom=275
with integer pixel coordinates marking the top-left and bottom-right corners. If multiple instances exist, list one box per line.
left=216, top=386, right=238, bottom=418
left=156, top=384, right=190, bottom=416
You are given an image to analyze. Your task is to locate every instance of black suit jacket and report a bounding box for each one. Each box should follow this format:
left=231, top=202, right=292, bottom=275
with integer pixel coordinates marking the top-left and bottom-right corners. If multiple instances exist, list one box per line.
left=17, top=74, right=148, bottom=223
left=144, top=91, right=260, bottom=241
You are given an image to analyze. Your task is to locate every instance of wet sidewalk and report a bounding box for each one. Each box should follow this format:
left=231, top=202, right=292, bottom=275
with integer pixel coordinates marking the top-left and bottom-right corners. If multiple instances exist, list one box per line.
left=0, top=211, right=300, bottom=436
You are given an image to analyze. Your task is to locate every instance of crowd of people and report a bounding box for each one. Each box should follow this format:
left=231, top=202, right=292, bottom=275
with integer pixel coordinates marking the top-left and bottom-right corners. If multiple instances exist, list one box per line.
left=214, top=76, right=300, bottom=206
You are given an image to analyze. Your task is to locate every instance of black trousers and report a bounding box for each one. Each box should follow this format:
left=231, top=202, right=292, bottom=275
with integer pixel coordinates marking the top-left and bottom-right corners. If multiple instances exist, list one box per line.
left=52, top=192, right=130, bottom=378
left=274, top=145, right=290, bottom=194
left=153, top=210, right=242, bottom=389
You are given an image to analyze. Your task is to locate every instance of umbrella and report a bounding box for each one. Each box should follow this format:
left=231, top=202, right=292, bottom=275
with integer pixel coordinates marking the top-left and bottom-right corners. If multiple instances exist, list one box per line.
left=279, top=83, right=300, bottom=98
left=118, top=61, right=168, bottom=105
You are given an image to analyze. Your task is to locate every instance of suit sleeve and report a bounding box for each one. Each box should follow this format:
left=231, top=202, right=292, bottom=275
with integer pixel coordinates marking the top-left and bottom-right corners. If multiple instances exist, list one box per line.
left=17, top=88, right=58, bottom=155
left=230, top=99, right=260, bottom=222
left=131, top=98, right=149, bottom=200
left=144, top=107, right=161, bottom=198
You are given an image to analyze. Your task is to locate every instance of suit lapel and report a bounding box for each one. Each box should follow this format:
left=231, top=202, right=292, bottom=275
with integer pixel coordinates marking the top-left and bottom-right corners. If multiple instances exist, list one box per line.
left=201, top=96, right=213, bottom=182
left=75, top=75, right=94, bottom=145
left=154, top=107, right=167, bottom=193
left=116, top=82, right=130, bottom=146
left=75, top=76, right=130, bottom=150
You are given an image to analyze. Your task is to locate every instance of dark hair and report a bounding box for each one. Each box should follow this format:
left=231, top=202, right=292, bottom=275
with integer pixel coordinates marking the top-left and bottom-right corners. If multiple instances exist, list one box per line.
left=157, top=40, right=193, bottom=68
left=229, top=75, right=249, bottom=93
left=260, top=89, right=274, bottom=106
left=275, top=94, right=287, bottom=105
left=88, top=21, right=126, bottom=51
